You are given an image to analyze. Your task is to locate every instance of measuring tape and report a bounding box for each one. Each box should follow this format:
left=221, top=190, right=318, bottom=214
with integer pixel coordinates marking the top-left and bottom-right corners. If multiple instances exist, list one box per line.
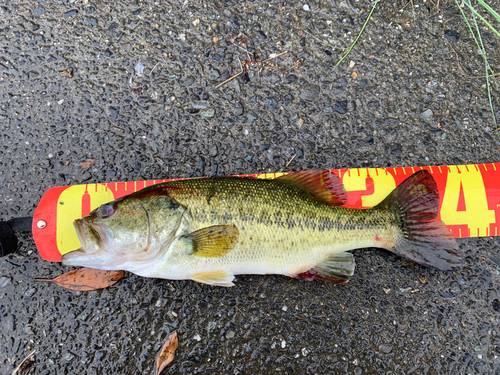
left=32, top=163, right=500, bottom=262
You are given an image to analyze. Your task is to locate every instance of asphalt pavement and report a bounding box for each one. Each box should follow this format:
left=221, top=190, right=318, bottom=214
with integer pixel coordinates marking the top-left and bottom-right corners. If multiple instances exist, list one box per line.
left=1, top=0, right=500, bottom=373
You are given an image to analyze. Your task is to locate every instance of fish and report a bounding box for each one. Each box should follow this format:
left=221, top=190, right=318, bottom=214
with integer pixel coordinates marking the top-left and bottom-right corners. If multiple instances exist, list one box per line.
left=61, top=170, right=461, bottom=286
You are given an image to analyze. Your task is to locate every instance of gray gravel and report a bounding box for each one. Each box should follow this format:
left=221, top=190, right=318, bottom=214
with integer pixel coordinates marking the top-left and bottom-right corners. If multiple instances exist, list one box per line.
left=1, top=0, right=500, bottom=374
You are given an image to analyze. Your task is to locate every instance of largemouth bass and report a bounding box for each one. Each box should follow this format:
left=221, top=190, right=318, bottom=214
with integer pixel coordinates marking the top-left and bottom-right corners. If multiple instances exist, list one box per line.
left=62, top=170, right=460, bottom=286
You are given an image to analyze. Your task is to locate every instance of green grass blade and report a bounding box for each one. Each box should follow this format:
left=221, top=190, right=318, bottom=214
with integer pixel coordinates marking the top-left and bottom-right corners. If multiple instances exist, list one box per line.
left=454, top=0, right=482, bottom=47
left=469, top=0, right=498, bottom=130
left=475, top=0, right=500, bottom=23
left=335, top=0, right=380, bottom=67
left=461, top=0, right=500, bottom=38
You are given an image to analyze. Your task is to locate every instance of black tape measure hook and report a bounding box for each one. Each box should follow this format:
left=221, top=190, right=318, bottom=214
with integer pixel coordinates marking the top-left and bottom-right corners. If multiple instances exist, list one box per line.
left=0, top=217, right=33, bottom=257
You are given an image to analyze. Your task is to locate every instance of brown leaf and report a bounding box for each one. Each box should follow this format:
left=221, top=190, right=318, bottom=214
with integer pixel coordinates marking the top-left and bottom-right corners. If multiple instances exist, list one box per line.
left=155, top=331, right=179, bottom=375
left=59, top=68, right=73, bottom=78
left=18, top=359, right=35, bottom=375
left=80, top=158, right=95, bottom=168
left=11, top=350, right=35, bottom=375
left=35, top=268, right=124, bottom=291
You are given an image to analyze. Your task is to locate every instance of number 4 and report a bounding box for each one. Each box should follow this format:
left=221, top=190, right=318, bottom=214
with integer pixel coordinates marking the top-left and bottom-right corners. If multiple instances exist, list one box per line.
left=440, top=165, right=495, bottom=237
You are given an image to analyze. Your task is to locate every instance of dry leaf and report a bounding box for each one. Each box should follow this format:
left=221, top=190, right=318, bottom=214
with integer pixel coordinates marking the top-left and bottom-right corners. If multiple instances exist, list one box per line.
left=59, top=68, right=73, bottom=78
left=35, top=268, right=124, bottom=291
left=18, top=359, right=35, bottom=375
left=80, top=158, right=95, bottom=168
left=155, top=331, right=179, bottom=375
left=11, top=350, right=35, bottom=375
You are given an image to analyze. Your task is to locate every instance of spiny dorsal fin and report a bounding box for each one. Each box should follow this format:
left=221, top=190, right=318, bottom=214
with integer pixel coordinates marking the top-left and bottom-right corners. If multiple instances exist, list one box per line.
left=191, top=270, right=235, bottom=287
left=182, top=225, right=239, bottom=258
left=296, top=252, right=355, bottom=283
left=277, top=170, right=347, bottom=206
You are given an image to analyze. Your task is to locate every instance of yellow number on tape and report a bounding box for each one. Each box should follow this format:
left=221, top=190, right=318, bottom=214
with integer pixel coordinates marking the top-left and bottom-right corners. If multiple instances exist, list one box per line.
left=440, top=166, right=495, bottom=237
left=342, top=168, right=396, bottom=208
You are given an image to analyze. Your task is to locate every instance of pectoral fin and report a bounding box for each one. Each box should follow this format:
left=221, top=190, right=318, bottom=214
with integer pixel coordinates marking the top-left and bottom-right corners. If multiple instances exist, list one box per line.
left=191, top=270, right=235, bottom=287
left=181, top=225, right=239, bottom=258
left=296, top=252, right=355, bottom=283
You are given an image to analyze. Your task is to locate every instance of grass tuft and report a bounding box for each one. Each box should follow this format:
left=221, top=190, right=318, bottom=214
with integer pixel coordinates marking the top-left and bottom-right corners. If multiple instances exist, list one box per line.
left=455, top=0, right=499, bottom=131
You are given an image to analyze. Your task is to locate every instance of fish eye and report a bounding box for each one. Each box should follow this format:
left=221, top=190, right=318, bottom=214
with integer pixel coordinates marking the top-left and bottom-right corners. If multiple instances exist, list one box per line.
left=98, top=204, right=115, bottom=219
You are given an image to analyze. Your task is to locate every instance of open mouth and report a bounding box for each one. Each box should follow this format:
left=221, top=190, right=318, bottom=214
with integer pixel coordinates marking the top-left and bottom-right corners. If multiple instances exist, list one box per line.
left=61, top=219, right=100, bottom=265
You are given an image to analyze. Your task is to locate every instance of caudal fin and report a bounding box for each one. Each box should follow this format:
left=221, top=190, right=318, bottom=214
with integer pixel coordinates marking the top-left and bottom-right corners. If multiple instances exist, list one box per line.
left=375, top=170, right=460, bottom=271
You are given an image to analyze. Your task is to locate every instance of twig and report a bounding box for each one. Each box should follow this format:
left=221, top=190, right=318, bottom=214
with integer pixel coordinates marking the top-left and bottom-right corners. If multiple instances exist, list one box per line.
left=214, top=39, right=299, bottom=89
left=285, top=153, right=297, bottom=168
left=12, top=350, right=35, bottom=375
left=214, top=71, right=244, bottom=89
left=263, top=51, right=288, bottom=62
left=150, top=62, right=160, bottom=76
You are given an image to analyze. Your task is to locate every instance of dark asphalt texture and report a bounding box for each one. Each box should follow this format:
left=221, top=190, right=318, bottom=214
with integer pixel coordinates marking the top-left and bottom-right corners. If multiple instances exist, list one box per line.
left=1, top=0, right=500, bottom=373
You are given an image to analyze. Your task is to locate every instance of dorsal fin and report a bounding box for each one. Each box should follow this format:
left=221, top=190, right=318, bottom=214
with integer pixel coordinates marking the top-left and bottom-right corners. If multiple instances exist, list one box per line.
left=277, top=170, right=347, bottom=206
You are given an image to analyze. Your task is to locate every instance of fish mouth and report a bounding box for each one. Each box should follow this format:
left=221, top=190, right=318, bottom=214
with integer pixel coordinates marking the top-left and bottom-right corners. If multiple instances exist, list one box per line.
left=61, top=219, right=111, bottom=267
left=61, top=219, right=90, bottom=265
left=61, top=247, right=87, bottom=265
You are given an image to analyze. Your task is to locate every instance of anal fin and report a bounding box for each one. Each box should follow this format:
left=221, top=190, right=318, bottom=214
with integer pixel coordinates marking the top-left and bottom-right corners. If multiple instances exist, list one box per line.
left=296, top=252, right=355, bottom=284
left=191, top=270, right=235, bottom=287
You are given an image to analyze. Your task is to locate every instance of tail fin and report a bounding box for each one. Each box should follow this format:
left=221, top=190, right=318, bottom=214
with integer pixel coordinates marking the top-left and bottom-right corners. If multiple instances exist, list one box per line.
left=375, top=170, right=461, bottom=271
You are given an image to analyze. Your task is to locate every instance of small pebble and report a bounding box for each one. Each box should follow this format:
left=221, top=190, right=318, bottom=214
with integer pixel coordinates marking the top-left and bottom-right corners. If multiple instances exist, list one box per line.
left=286, top=74, right=298, bottom=84
left=135, top=62, right=145, bottom=77
left=202, top=108, right=215, bottom=118
left=209, top=145, right=218, bottom=156
left=334, top=100, right=348, bottom=114
left=7, top=315, right=15, bottom=332
left=303, top=4, right=310, bottom=11
left=444, top=30, right=459, bottom=42
left=0, top=277, right=11, bottom=288
left=247, top=112, right=257, bottom=123
left=226, top=331, right=235, bottom=339
left=421, top=109, right=433, bottom=120
left=300, top=84, right=320, bottom=101
left=25, top=288, right=37, bottom=297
